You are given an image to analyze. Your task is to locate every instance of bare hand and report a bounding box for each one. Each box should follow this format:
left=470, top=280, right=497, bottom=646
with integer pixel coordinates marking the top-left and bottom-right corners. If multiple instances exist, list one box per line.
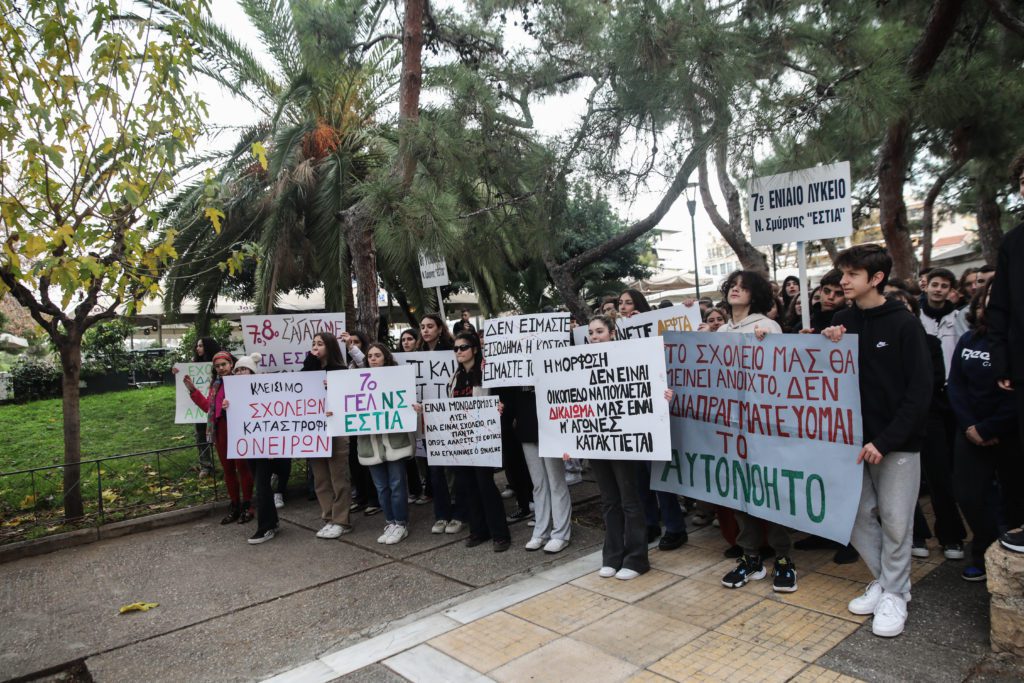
left=753, top=326, right=768, bottom=341
left=339, top=331, right=352, bottom=346
left=822, top=325, right=846, bottom=342
left=183, top=375, right=196, bottom=393
left=171, top=367, right=180, bottom=375
left=222, top=399, right=230, bottom=409
left=857, top=442, right=883, bottom=465
left=497, top=401, right=504, bottom=416
left=998, top=379, right=1014, bottom=391
left=682, top=298, right=696, bottom=307
left=413, top=403, right=422, bottom=414
left=698, top=323, right=710, bottom=332
left=562, top=452, right=571, bottom=461
left=664, top=388, right=673, bottom=402
left=798, top=328, right=815, bottom=335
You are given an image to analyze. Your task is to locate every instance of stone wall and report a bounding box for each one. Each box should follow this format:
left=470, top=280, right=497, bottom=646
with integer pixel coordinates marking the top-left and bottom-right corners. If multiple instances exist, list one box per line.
left=986, top=543, right=1024, bottom=660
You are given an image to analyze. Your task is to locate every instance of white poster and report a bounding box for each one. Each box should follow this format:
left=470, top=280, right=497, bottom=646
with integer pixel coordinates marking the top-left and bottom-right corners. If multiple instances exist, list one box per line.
left=422, top=396, right=503, bottom=467
left=651, top=331, right=863, bottom=544
left=418, top=250, right=450, bottom=288
left=174, top=362, right=212, bottom=423
left=222, top=372, right=331, bottom=459
left=572, top=304, right=702, bottom=345
left=482, top=313, right=571, bottom=388
left=240, top=313, right=346, bottom=372
left=534, top=337, right=671, bottom=461
left=748, top=161, right=853, bottom=246
left=326, top=365, right=417, bottom=436
left=394, top=351, right=459, bottom=402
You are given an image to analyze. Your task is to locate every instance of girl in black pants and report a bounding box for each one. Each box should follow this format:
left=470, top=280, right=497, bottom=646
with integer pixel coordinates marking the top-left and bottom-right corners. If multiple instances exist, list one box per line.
left=948, top=286, right=1024, bottom=580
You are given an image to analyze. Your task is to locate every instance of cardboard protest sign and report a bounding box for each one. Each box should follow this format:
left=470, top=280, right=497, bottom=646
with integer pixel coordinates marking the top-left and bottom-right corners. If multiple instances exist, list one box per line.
left=482, top=313, right=571, bottom=388
left=240, top=313, right=346, bottom=372
left=223, top=372, right=331, bottom=459
left=174, top=362, right=212, bottom=423
left=326, top=365, right=417, bottom=436
left=534, top=336, right=671, bottom=461
left=748, top=161, right=852, bottom=246
left=651, top=331, right=863, bottom=544
left=422, top=396, right=502, bottom=467
left=418, top=250, right=450, bottom=288
left=394, top=352, right=459, bottom=402
left=571, top=305, right=702, bottom=345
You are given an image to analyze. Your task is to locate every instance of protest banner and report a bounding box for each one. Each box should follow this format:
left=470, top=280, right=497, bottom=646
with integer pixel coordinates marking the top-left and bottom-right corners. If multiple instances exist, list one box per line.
left=747, top=161, right=853, bottom=247
left=174, top=362, right=212, bottom=423
left=651, top=331, right=863, bottom=544
left=534, top=336, right=671, bottom=461
left=394, top=352, right=459, bottom=402
left=326, top=365, right=417, bottom=436
left=572, top=304, right=702, bottom=345
left=482, top=313, right=571, bottom=388
left=422, top=396, right=502, bottom=467
left=223, top=372, right=331, bottom=459
left=239, top=313, right=346, bottom=372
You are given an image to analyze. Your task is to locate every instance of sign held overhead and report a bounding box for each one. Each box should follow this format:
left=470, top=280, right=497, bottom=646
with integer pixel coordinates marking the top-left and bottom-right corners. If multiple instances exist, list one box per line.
left=748, top=161, right=852, bottom=246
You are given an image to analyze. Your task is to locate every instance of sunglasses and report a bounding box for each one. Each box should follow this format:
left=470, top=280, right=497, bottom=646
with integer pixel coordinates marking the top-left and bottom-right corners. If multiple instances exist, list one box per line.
left=453, top=344, right=474, bottom=352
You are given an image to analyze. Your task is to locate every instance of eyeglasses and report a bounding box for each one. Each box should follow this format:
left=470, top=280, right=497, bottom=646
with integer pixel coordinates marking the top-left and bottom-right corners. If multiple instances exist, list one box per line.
left=453, top=344, right=473, bottom=352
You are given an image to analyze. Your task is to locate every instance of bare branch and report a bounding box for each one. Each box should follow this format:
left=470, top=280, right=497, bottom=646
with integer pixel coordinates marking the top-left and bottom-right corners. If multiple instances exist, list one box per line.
left=984, top=0, right=1024, bottom=37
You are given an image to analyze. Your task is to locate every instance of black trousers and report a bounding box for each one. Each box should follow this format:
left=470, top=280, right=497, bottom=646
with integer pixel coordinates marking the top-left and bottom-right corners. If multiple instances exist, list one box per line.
left=953, top=431, right=1024, bottom=566
left=455, top=467, right=510, bottom=543
left=250, top=459, right=278, bottom=532
left=500, top=412, right=533, bottom=511
left=921, top=410, right=967, bottom=545
left=271, top=459, right=291, bottom=497
left=590, top=458, right=649, bottom=573
left=349, top=436, right=377, bottom=506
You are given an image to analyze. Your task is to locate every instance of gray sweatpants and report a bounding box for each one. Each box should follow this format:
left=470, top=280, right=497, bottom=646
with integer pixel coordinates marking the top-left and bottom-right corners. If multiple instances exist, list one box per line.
left=850, top=451, right=920, bottom=595
left=522, top=443, right=572, bottom=542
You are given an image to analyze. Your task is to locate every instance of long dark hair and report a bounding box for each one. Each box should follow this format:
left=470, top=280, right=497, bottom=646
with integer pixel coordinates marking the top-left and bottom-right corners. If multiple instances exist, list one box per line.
left=399, top=328, right=419, bottom=350
left=418, top=313, right=455, bottom=351
left=365, top=342, right=398, bottom=367
left=315, top=332, right=346, bottom=370
left=781, top=275, right=801, bottom=307
left=619, top=288, right=651, bottom=314
left=453, top=331, right=482, bottom=384
left=965, top=281, right=992, bottom=336
left=195, top=336, right=220, bottom=362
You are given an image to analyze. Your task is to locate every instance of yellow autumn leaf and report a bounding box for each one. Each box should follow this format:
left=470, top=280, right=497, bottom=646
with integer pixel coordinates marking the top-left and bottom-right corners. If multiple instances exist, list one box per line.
left=101, top=490, right=119, bottom=504
left=23, top=234, right=47, bottom=258
left=2, top=516, right=26, bottom=527
left=251, top=141, right=268, bottom=171
left=204, top=207, right=225, bottom=234
left=19, top=494, right=36, bottom=509
left=118, top=601, right=159, bottom=614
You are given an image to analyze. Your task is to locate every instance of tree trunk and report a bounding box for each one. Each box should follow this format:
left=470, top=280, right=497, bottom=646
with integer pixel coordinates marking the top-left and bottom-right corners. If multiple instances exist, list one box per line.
left=59, top=336, right=84, bottom=521
left=545, top=255, right=588, bottom=324
left=920, top=160, right=964, bottom=269
left=696, top=145, right=769, bottom=276
left=344, top=203, right=379, bottom=338
left=976, top=186, right=1004, bottom=265
left=341, top=247, right=356, bottom=327
left=820, top=239, right=839, bottom=263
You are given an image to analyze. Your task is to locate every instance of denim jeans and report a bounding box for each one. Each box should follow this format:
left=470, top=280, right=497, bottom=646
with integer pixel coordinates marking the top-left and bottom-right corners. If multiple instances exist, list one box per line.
left=638, top=461, right=686, bottom=534
left=369, top=459, right=409, bottom=524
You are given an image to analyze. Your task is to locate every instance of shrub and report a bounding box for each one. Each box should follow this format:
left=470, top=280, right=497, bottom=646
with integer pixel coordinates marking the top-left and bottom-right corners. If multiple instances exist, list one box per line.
left=9, top=357, right=62, bottom=402
left=176, top=320, right=236, bottom=362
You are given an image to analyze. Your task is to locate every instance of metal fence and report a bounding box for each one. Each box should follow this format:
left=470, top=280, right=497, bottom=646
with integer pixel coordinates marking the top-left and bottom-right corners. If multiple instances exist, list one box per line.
left=0, top=444, right=224, bottom=545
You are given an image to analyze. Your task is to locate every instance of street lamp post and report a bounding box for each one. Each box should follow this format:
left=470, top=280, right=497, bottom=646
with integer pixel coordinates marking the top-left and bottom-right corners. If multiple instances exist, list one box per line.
left=685, top=182, right=700, bottom=299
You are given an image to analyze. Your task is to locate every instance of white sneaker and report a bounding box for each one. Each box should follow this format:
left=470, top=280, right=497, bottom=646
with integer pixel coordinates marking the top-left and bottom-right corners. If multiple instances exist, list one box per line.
left=872, top=592, right=907, bottom=637
left=378, top=523, right=396, bottom=544
left=848, top=580, right=883, bottom=615
left=431, top=519, right=448, bottom=534
left=320, top=523, right=349, bottom=539
left=911, top=543, right=930, bottom=558
left=444, top=520, right=464, bottom=534
left=315, top=523, right=334, bottom=539
left=273, top=493, right=284, bottom=509
left=543, top=538, right=569, bottom=554
left=385, top=525, right=408, bottom=545
left=525, top=537, right=546, bottom=551
left=615, top=568, right=640, bottom=581
left=598, top=566, right=617, bottom=578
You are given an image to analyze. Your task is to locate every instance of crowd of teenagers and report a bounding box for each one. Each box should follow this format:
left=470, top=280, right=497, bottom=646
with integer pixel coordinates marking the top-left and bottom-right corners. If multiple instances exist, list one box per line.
left=175, top=162, right=1024, bottom=641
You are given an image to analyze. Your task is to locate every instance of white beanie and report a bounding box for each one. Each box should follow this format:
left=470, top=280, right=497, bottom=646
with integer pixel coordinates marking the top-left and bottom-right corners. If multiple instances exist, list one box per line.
left=233, top=352, right=262, bottom=374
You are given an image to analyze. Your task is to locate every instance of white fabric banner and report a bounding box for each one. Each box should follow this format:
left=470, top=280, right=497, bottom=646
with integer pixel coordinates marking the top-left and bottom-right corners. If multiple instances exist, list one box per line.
left=174, top=362, right=212, bottom=423
left=240, top=313, right=346, bottom=372
left=422, top=396, right=503, bottom=467
left=326, top=365, right=417, bottom=436
left=482, top=313, right=571, bottom=388
left=571, top=305, right=702, bottom=345
left=222, top=372, right=331, bottom=459
left=534, top=337, right=672, bottom=461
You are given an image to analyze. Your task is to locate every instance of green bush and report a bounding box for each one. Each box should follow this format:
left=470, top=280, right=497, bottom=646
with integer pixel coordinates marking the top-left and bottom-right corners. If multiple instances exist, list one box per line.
left=176, top=320, right=236, bottom=362
left=9, top=357, right=62, bottom=402
left=82, top=319, right=134, bottom=372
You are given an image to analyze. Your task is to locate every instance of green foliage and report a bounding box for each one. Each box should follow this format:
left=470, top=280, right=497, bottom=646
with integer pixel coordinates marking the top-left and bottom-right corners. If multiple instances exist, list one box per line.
left=82, top=319, right=134, bottom=372
left=175, top=320, right=236, bottom=362
left=8, top=357, right=62, bottom=402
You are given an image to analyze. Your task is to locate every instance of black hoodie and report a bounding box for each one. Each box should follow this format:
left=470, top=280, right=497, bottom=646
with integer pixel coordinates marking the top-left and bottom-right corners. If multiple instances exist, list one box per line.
left=832, top=298, right=933, bottom=455
left=988, top=223, right=1024, bottom=382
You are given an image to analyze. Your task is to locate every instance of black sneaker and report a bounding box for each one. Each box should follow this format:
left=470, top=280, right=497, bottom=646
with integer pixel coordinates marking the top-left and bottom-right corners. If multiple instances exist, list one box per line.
left=658, top=530, right=688, bottom=551
left=1000, top=528, right=1024, bottom=553
left=724, top=544, right=743, bottom=558
left=793, top=535, right=840, bottom=551
left=647, top=525, right=662, bottom=543
left=465, top=535, right=490, bottom=548
left=506, top=507, right=533, bottom=524
left=961, top=565, right=986, bottom=582
left=721, top=555, right=766, bottom=588
left=832, top=544, right=859, bottom=565
left=772, top=556, right=797, bottom=593
left=248, top=527, right=277, bottom=545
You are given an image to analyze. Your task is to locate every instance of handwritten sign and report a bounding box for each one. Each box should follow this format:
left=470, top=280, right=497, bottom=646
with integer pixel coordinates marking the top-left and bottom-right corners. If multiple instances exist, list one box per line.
left=572, top=305, right=702, bottom=345
left=394, top=352, right=458, bottom=402
left=651, top=332, right=863, bottom=544
left=422, top=396, right=503, bottom=467
left=748, top=161, right=852, bottom=246
left=223, top=372, right=331, bottom=459
left=534, top=337, right=671, bottom=461
left=326, top=365, right=417, bottom=436
left=240, top=313, right=346, bottom=372
left=174, top=362, right=212, bottom=423
left=419, top=250, right=450, bottom=288
left=482, top=313, right=571, bottom=388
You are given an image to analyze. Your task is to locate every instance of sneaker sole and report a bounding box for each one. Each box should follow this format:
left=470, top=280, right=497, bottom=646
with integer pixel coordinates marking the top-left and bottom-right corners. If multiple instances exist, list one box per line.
left=999, top=540, right=1024, bottom=553
left=248, top=534, right=275, bottom=545
left=848, top=604, right=876, bottom=616
left=721, top=567, right=766, bottom=588
left=872, top=622, right=905, bottom=638
left=944, top=552, right=965, bottom=560
left=772, top=584, right=798, bottom=593
left=962, top=574, right=987, bottom=582
left=911, top=550, right=929, bottom=558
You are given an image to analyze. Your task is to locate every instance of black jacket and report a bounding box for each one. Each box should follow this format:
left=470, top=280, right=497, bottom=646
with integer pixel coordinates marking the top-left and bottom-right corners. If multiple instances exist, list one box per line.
left=948, top=331, right=1018, bottom=440
left=833, top=299, right=933, bottom=455
left=988, top=222, right=1024, bottom=381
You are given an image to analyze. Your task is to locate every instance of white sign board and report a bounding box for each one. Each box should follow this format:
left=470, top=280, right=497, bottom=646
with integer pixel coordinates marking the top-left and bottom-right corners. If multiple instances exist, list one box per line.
left=748, top=161, right=853, bottom=246
left=223, top=372, right=332, bottom=459
left=483, top=313, right=572, bottom=388
left=394, top=352, right=459, bottom=402
left=652, top=332, right=863, bottom=544
left=422, top=396, right=503, bottom=467
left=174, top=362, right=212, bottom=423
left=534, top=337, right=672, bottom=461
left=572, top=305, right=702, bottom=345
left=240, top=313, right=346, bottom=372
left=419, top=250, right=450, bottom=288
left=326, top=365, right=417, bottom=436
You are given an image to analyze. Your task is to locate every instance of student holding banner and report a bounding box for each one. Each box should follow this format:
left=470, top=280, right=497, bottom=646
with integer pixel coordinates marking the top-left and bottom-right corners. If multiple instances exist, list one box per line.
left=306, top=333, right=354, bottom=539
left=616, top=289, right=650, bottom=318
left=191, top=336, right=220, bottom=477
left=341, top=330, right=381, bottom=517
left=417, top=314, right=455, bottom=352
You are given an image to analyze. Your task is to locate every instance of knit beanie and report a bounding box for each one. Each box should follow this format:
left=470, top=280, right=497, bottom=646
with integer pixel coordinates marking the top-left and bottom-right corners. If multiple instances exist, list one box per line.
left=233, top=353, right=262, bottom=374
